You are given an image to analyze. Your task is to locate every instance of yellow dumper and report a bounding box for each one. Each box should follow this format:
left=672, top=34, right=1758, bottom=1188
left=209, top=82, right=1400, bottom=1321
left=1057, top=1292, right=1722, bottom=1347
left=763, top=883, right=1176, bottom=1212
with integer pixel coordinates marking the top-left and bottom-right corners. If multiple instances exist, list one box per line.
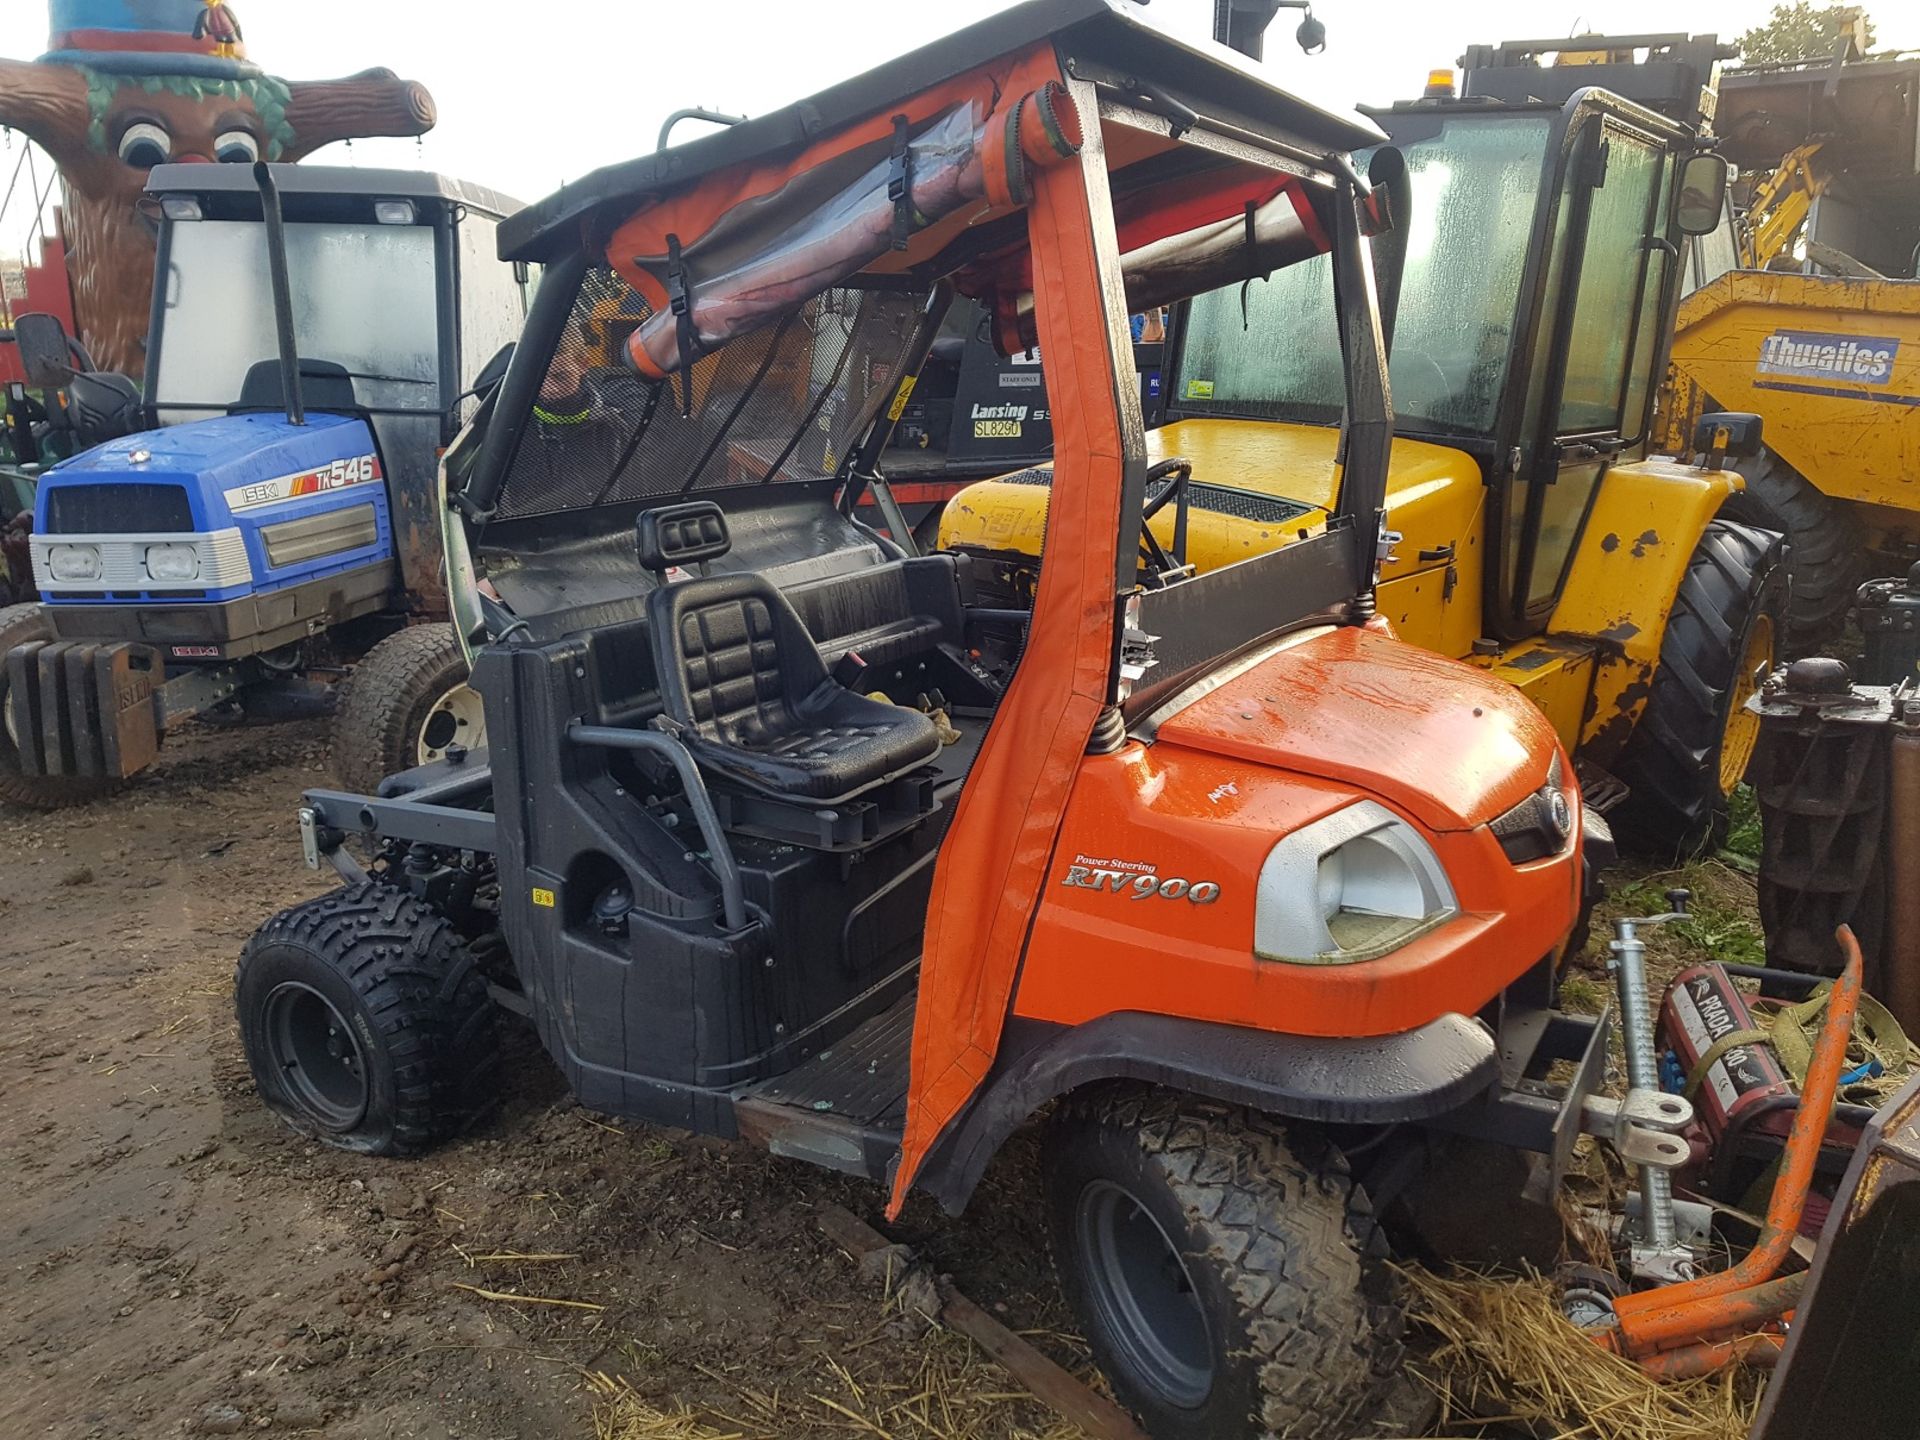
left=1662, top=49, right=1920, bottom=645
left=1664, top=274, right=1919, bottom=640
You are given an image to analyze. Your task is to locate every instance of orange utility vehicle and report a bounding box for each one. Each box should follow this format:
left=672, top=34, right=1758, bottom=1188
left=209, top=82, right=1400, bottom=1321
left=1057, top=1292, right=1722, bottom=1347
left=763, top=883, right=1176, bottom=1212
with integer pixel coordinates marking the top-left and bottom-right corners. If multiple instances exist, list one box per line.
left=232, top=5, right=1668, bottom=1434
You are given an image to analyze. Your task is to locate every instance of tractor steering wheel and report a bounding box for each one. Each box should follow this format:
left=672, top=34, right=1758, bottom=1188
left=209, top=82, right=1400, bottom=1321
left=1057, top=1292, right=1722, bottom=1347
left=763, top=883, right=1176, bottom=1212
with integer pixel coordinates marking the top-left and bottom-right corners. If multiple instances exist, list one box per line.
left=1139, top=456, right=1195, bottom=580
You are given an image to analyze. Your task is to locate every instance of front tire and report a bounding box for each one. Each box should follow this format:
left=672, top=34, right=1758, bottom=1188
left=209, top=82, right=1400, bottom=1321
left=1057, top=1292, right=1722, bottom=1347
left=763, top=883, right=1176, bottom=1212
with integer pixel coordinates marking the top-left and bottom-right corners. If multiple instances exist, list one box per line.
left=0, top=602, right=128, bottom=810
left=1611, top=517, right=1784, bottom=860
left=330, top=624, right=483, bottom=794
left=1044, top=1090, right=1402, bottom=1439
left=236, top=882, right=497, bottom=1155
left=1724, top=447, right=1859, bottom=650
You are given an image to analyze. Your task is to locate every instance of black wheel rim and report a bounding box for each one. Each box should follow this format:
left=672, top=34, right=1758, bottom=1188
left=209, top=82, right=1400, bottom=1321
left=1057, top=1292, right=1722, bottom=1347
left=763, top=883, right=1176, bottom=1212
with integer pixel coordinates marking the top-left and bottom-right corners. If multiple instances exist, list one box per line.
left=1075, top=1179, right=1213, bottom=1408
left=264, top=982, right=370, bottom=1130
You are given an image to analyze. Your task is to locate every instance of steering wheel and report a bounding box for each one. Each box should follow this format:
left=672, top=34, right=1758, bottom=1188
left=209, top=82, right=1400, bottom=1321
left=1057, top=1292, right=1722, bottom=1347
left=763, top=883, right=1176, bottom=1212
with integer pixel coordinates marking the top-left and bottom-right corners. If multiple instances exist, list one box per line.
left=1139, top=456, right=1195, bottom=579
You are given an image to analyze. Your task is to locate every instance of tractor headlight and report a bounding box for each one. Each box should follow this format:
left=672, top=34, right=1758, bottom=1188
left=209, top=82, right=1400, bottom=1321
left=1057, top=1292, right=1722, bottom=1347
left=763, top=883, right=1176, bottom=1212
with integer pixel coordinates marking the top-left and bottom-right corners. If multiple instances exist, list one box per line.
left=45, top=543, right=103, bottom=583
left=144, top=542, right=201, bottom=582
left=1255, top=801, right=1457, bottom=965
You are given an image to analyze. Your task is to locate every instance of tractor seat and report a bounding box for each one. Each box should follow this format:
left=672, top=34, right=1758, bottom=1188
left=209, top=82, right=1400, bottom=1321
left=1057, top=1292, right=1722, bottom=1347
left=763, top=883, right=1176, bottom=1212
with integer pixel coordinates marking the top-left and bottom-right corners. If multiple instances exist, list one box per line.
left=647, top=572, right=941, bottom=803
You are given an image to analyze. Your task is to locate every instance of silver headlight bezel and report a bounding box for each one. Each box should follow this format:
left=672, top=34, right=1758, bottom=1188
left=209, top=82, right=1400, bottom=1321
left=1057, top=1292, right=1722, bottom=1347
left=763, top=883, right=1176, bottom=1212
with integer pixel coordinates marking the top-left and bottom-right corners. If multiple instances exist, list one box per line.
left=44, top=542, right=104, bottom=584
left=143, top=542, right=202, bottom=582
left=1255, top=801, right=1458, bottom=966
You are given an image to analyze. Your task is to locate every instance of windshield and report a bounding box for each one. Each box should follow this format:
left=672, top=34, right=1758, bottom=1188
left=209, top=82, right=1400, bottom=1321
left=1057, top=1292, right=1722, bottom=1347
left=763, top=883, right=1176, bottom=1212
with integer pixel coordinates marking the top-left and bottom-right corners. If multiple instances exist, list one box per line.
left=1173, top=114, right=1553, bottom=437
left=150, top=220, right=441, bottom=417
left=491, top=266, right=920, bottom=521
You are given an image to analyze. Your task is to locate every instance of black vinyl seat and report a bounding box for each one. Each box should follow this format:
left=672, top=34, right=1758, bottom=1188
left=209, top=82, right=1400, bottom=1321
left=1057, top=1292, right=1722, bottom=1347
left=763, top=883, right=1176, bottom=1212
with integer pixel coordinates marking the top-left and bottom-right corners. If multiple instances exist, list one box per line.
left=647, top=572, right=942, bottom=803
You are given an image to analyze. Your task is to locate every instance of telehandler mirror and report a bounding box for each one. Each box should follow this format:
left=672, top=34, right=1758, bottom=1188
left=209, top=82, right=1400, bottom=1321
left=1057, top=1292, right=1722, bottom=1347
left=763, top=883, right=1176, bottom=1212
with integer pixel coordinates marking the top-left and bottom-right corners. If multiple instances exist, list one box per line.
left=470, top=342, right=516, bottom=401
left=14, top=312, right=76, bottom=389
left=1676, top=153, right=1729, bottom=236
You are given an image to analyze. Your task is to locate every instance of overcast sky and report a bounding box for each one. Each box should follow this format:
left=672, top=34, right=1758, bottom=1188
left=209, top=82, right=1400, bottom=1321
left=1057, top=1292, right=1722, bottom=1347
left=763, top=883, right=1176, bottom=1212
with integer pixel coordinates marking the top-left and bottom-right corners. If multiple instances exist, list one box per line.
left=3, top=0, right=1918, bottom=259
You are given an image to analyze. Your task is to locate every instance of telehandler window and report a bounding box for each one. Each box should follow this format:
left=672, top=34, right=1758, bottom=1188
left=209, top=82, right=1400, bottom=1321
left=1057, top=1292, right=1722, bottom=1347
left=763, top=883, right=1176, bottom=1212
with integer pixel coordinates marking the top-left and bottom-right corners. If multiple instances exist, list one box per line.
left=1172, top=114, right=1551, bottom=438
left=1518, top=123, right=1670, bottom=615
left=1554, top=128, right=1667, bottom=436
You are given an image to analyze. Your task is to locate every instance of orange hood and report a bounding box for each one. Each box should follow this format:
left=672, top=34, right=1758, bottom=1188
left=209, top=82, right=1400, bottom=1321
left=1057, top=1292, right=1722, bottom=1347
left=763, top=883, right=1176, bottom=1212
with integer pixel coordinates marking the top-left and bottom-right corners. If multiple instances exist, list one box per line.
left=1150, top=626, right=1560, bottom=833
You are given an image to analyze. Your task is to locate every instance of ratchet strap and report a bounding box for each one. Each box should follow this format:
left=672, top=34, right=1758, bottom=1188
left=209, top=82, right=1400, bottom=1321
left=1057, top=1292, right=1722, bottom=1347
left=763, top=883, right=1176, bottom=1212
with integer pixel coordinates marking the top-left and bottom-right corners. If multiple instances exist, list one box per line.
left=1683, top=985, right=1911, bottom=1100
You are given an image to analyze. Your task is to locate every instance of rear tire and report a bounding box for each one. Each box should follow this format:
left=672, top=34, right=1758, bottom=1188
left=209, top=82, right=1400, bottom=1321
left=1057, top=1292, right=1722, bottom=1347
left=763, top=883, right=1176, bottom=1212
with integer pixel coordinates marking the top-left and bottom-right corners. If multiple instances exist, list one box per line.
left=1724, top=447, right=1859, bottom=650
left=1611, top=518, right=1784, bottom=861
left=331, top=624, right=482, bottom=794
left=0, top=602, right=127, bottom=810
left=1044, top=1089, right=1404, bottom=1440
left=236, top=882, right=497, bottom=1155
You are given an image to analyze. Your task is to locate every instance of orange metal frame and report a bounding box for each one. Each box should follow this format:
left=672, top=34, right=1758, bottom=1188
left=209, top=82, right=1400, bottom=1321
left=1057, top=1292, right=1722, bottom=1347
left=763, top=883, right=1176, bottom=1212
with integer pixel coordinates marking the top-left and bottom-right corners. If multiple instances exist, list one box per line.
left=892, top=72, right=1142, bottom=1211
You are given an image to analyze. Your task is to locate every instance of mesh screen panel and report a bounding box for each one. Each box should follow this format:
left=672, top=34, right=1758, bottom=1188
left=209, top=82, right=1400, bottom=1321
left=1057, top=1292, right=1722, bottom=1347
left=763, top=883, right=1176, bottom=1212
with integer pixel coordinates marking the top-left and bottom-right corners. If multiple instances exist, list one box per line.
left=495, top=267, right=922, bottom=521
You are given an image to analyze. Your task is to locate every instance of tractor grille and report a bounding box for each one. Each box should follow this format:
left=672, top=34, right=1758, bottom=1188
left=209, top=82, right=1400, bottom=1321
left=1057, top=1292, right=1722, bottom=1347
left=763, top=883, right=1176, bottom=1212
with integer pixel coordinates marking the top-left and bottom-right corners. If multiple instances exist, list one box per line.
left=43, top=484, right=195, bottom=535
left=1181, top=482, right=1315, bottom=527
left=994, top=467, right=1315, bottom=527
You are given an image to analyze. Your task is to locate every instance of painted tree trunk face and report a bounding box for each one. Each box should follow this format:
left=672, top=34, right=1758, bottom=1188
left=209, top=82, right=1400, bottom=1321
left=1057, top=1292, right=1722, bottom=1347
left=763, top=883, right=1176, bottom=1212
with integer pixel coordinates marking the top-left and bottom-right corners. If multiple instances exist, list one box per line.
left=0, top=53, right=437, bottom=381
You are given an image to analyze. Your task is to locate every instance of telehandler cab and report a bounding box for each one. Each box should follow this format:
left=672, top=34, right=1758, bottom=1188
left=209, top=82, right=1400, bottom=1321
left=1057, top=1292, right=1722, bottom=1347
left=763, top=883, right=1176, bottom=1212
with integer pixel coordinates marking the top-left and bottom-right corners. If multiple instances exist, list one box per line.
left=942, top=51, right=1786, bottom=857
left=236, top=4, right=1674, bottom=1433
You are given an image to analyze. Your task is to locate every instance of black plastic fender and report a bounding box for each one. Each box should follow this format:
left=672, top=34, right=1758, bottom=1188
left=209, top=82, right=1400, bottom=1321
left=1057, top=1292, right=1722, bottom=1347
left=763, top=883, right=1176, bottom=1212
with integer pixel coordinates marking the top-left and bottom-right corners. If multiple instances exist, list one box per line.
left=916, top=1008, right=1500, bottom=1213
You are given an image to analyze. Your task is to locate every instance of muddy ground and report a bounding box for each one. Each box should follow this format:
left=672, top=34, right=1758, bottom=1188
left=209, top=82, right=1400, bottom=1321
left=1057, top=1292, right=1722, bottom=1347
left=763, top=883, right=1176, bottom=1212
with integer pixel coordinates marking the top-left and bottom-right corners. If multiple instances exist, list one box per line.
left=0, top=718, right=1110, bottom=1440
left=0, top=718, right=1765, bottom=1440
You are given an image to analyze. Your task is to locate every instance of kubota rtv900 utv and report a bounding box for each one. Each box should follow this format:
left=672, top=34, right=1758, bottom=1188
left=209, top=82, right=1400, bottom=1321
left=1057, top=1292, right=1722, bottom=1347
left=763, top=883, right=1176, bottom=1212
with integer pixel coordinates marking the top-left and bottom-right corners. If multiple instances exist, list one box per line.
left=942, top=44, right=1785, bottom=857
left=233, top=4, right=1687, bottom=1433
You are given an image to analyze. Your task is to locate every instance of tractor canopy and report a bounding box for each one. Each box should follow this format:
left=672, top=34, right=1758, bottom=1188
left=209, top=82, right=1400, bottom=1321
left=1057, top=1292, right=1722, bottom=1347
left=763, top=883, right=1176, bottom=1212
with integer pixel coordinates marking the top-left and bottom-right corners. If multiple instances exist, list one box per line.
left=453, top=0, right=1394, bottom=1211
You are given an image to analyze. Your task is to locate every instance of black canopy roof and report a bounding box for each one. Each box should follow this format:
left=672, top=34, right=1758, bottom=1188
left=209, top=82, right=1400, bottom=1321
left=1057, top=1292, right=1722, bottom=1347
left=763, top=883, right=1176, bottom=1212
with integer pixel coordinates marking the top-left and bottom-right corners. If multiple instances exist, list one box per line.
left=498, top=0, right=1382, bottom=264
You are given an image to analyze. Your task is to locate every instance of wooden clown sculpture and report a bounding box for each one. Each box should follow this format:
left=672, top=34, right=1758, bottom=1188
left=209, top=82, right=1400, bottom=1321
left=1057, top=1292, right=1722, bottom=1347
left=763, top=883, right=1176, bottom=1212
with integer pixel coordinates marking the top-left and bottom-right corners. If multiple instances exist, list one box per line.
left=0, top=0, right=439, bottom=378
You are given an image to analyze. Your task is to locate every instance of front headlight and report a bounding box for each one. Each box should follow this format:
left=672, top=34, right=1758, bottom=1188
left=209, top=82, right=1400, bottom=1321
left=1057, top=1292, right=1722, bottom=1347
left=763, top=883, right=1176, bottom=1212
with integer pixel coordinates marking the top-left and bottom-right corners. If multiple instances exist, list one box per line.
left=45, top=543, right=104, bottom=583
left=144, top=542, right=201, bottom=582
left=1255, top=801, right=1457, bottom=965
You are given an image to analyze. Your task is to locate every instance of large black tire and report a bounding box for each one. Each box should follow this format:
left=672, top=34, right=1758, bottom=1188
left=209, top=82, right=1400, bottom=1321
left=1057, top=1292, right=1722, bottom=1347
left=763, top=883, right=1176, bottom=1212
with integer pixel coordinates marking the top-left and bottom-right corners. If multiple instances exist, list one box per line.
left=330, top=624, right=482, bottom=794
left=1722, top=447, right=1860, bottom=651
left=236, top=882, right=497, bottom=1155
left=0, top=601, right=128, bottom=810
left=1611, top=517, right=1785, bottom=861
left=1044, top=1090, right=1404, bottom=1440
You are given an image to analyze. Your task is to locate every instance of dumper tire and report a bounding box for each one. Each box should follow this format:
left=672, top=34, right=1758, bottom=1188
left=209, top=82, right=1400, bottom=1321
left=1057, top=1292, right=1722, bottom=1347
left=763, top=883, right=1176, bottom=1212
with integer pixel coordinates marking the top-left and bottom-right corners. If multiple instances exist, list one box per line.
left=331, top=624, right=482, bottom=795
left=0, top=602, right=128, bottom=810
left=1045, top=1089, right=1407, bottom=1440
left=1725, top=447, right=1860, bottom=650
left=236, top=881, right=497, bottom=1155
left=1610, top=518, right=1785, bottom=861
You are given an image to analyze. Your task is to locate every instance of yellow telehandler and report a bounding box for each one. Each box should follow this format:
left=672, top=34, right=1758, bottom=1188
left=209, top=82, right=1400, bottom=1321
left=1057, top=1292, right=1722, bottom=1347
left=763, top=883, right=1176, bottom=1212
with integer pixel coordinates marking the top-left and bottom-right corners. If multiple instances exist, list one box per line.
left=940, top=37, right=1782, bottom=857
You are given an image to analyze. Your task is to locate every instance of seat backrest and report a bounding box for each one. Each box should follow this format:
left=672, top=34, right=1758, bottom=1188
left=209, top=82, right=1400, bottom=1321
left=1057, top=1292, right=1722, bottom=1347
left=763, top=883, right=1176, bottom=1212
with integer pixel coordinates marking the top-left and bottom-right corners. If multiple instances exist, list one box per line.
left=646, top=572, right=831, bottom=741
left=233, top=358, right=359, bottom=414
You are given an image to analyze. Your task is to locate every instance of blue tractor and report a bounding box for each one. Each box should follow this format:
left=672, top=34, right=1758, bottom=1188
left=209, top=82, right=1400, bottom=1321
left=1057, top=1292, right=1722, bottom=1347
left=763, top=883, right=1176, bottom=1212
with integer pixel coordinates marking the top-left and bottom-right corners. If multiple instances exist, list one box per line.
left=0, top=161, right=528, bottom=808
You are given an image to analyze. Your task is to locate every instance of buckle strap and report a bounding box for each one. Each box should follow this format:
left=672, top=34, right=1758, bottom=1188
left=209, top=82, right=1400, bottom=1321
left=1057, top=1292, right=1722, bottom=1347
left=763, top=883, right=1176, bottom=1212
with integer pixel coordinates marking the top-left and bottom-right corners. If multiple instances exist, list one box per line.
left=665, top=232, right=696, bottom=416
left=1238, top=201, right=1270, bottom=330
left=887, top=114, right=913, bottom=251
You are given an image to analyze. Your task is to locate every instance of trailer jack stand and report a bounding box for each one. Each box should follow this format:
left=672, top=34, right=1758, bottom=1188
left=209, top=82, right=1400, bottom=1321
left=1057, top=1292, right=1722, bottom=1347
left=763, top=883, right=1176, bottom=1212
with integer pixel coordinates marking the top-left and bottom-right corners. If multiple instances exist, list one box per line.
left=1605, top=892, right=1703, bottom=1284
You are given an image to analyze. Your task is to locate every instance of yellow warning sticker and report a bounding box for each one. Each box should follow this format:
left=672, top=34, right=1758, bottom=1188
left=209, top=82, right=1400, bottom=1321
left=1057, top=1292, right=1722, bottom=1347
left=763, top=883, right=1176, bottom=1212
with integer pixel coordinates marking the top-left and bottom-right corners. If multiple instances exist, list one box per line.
left=1185, top=379, right=1215, bottom=399
left=887, top=374, right=919, bottom=421
left=531, top=887, right=556, bottom=908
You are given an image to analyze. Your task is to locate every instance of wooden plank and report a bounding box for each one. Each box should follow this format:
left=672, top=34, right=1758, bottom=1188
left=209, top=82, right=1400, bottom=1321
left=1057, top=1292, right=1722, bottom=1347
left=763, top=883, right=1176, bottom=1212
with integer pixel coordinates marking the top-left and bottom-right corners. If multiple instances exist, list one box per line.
left=816, top=1204, right=1149, bottom=1440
